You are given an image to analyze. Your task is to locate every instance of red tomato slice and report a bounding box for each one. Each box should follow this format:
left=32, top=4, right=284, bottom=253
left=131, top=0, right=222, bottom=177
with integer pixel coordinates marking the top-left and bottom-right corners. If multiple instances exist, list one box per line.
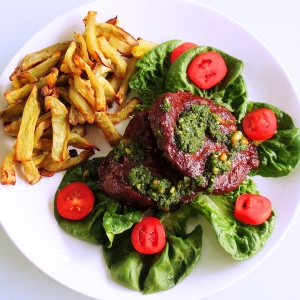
left=187, top=51, right=227, bottom=89
left=131, top=217, right=166, bottom=254
left=170, top=42, right=197, bottom=63
left=234, top=193, right=272, bottom=225
left=56, top=182, right=94, bottom=220
left=242, top=108, right=277, bottom=141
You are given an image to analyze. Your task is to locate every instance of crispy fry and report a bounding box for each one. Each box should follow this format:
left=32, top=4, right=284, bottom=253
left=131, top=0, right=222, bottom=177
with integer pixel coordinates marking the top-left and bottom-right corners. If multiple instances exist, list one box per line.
left=131, top=39, right=157, bottom=58
left=94, top=111, right=122, bottom=146
left=84, top=11, right=110, bottom=67
left=38, top=150, right=70, bottom=175
left=45, top=96, right=70, bottom=162
left=73, top=55, right=107, bottom=111
left=26, top=51, right=61, bottom=79
left=3, top=118, right=22, bottom=137
left=97, top=36, right=127, bottom=78
left=34, top=118, right=52, bottom=147
left=20, top=42, right=70, bottom=71
left=68, top=78, right=95, bottom=123
left=15, top=85, right=40, bottom=162
left=74, top=32, right=93, bottom=65
left=68, top=132, right=99, bottom=150
left=0, top=146, right=16, bottom=185
left=4, top=83, right=34, bottom=104
left=73, top=74, right=95, bottom=107
left=22, top=159, right=42, bottom=184
left=56, top=149, right=95, bottom=173
left=107, top=97, right=140, bottom=124
left=0, top=100, right=26, bottom=122
left=95, top=22, right=138, bottom=47
left=64, top=41, right=82, bottom=75
left=115, top=57, right=138, bottom=105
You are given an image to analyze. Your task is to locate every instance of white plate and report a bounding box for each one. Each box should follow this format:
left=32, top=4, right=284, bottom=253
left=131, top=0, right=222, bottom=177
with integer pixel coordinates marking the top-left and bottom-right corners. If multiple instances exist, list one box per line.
left=1, top=0, right=300, bottom=299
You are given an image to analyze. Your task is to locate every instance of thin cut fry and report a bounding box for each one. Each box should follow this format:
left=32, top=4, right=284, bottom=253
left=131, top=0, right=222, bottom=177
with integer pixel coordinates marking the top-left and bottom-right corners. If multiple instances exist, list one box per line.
left=107, top=97, right=140, bottom=124
left=68, top=132, right=100, bottom=150
left=21, top=42, right=70, bottom=71
left=22, top=159, right=42, bottom=184
left=15, top=85, right=40, bottom=162
left=73, top=74, right=95, bottom=108
left=64, top=41, right=82, bottom=75
left=84, top=11, right=110, bottom=67
left=68, top=78, right=95, bottom=123
left=115, top=57, right=138, bottom=105
left=94, top=111, right=122, bottom=146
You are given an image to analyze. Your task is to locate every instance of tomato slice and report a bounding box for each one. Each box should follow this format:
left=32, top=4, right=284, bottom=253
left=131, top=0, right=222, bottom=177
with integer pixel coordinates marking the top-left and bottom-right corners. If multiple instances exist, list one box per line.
left=56, top=182, right=94, bottom=220
left=131, top=217, right=166, bottom=254
left=187, top=51, right=227, bottom=89
left=242, top=108, right=277, bottom=141
left=170, top=42, right=197, bottom=63
left=234, top=193, right=272, bottom=225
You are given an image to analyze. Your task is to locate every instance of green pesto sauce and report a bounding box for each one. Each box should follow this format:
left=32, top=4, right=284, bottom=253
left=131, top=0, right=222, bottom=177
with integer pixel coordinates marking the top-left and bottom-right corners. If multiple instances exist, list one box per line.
left=175, top=104, right=226, bottom=154
left=128, top=165, right=205, bottom=211
left=160, top=97, right=172, bottom=113
left=112, top=139, right=146, bottom=163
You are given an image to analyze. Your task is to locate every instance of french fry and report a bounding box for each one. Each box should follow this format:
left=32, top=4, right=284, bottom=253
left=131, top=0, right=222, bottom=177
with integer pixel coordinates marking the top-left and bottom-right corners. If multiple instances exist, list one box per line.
left=0, top=145, right=16, bottom=185
left=107, top=97, right=140, bottom=124
left=20, top=42, right=70, bottom=71
left=68, top=78, right=95, bottom=123
left=3, top=118, right=22, bottom=137
left=74, top=32, right=93, bottom=65
left=0, top=100, right=26, bottom=122
left=45, top=96, right=70, bottom=162
left=73, top=74, right=95, bottom=108
left=84, top=11, right=110, bottom=67
left=64, top=41, right=82, bottom=75
left=34, top=118, right=52, bottom=147
left=25, top=51, right=62, bottom=79
left=4, top=83, right=34, bottom=104
left=56, top=149, right=95, bottom=173
left=97, top=36, right=127, bottom=78
left=68, top=132, right=100, bottom=150
left=115, top=57, right=138, bottom=105
left=94, top=111, right=122, bottom=146
left=70, top=124, right=87, bottom=137
left=15, top=85, right=40, bottom=162
left=22, top=159, right=42, bottom=184
left=95, top=22, right=138, bottom=47
left=73, top=55, right=107, bottom=111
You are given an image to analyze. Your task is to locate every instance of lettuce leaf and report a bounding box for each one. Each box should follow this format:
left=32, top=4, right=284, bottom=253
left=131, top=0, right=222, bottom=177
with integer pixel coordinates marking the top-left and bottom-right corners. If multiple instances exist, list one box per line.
left=247, top=102, right=300, bottom=177
left=129, top=39, right=182, bottom=105
left=190, top=178, right=276, bottom=260
left=103, top=204, right=202, bottom=294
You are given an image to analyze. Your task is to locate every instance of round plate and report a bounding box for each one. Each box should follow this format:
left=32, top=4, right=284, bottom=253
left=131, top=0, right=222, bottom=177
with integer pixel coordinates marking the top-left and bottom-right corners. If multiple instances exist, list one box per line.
left=1, top=0, right=300, bottom=299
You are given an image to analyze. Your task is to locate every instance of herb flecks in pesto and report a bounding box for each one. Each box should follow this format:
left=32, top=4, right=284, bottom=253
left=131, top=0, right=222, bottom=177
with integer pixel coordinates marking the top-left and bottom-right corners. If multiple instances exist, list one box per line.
left=160, top=97, right=172, bottom=112
left=128, top=165, right=205, bottom=210
left=174, top=104, right=226, bottom=154
left=112, top=139, right=146, bottom=163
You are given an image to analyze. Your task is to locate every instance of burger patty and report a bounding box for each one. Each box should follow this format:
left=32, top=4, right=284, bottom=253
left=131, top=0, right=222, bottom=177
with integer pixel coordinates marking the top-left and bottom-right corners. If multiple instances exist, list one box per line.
left=149, top=91, right=259, bottom=194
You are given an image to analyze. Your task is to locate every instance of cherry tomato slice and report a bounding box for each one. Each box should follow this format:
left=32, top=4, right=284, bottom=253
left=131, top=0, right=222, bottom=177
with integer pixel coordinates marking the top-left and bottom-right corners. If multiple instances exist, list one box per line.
left=234, top=193, right=272, bottom=225
left=242, top=108, right=277, bottom=141
left=56, top=182, right=94, bottom=220
left=131, top=217, right=166, bottom=254
left=170, top=42, right=197, bottom=63
left=187, top=51, right=227, bottom=89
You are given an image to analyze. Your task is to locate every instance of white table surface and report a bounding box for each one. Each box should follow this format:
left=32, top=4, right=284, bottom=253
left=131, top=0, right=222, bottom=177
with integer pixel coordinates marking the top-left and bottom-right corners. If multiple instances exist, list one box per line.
left=1, top=0, right=300, bottom=299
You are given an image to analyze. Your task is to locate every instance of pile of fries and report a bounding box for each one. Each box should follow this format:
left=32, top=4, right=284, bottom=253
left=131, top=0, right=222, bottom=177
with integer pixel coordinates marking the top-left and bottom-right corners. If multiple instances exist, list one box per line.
left=0, top=11, right=156, bottom=185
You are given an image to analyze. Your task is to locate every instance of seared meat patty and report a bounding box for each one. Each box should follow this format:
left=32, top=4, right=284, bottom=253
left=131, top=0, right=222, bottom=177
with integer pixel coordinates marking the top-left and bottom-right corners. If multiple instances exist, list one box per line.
left=98, top=110, right=196, bottom=208
left=149, top=91, right=259, bottom=194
